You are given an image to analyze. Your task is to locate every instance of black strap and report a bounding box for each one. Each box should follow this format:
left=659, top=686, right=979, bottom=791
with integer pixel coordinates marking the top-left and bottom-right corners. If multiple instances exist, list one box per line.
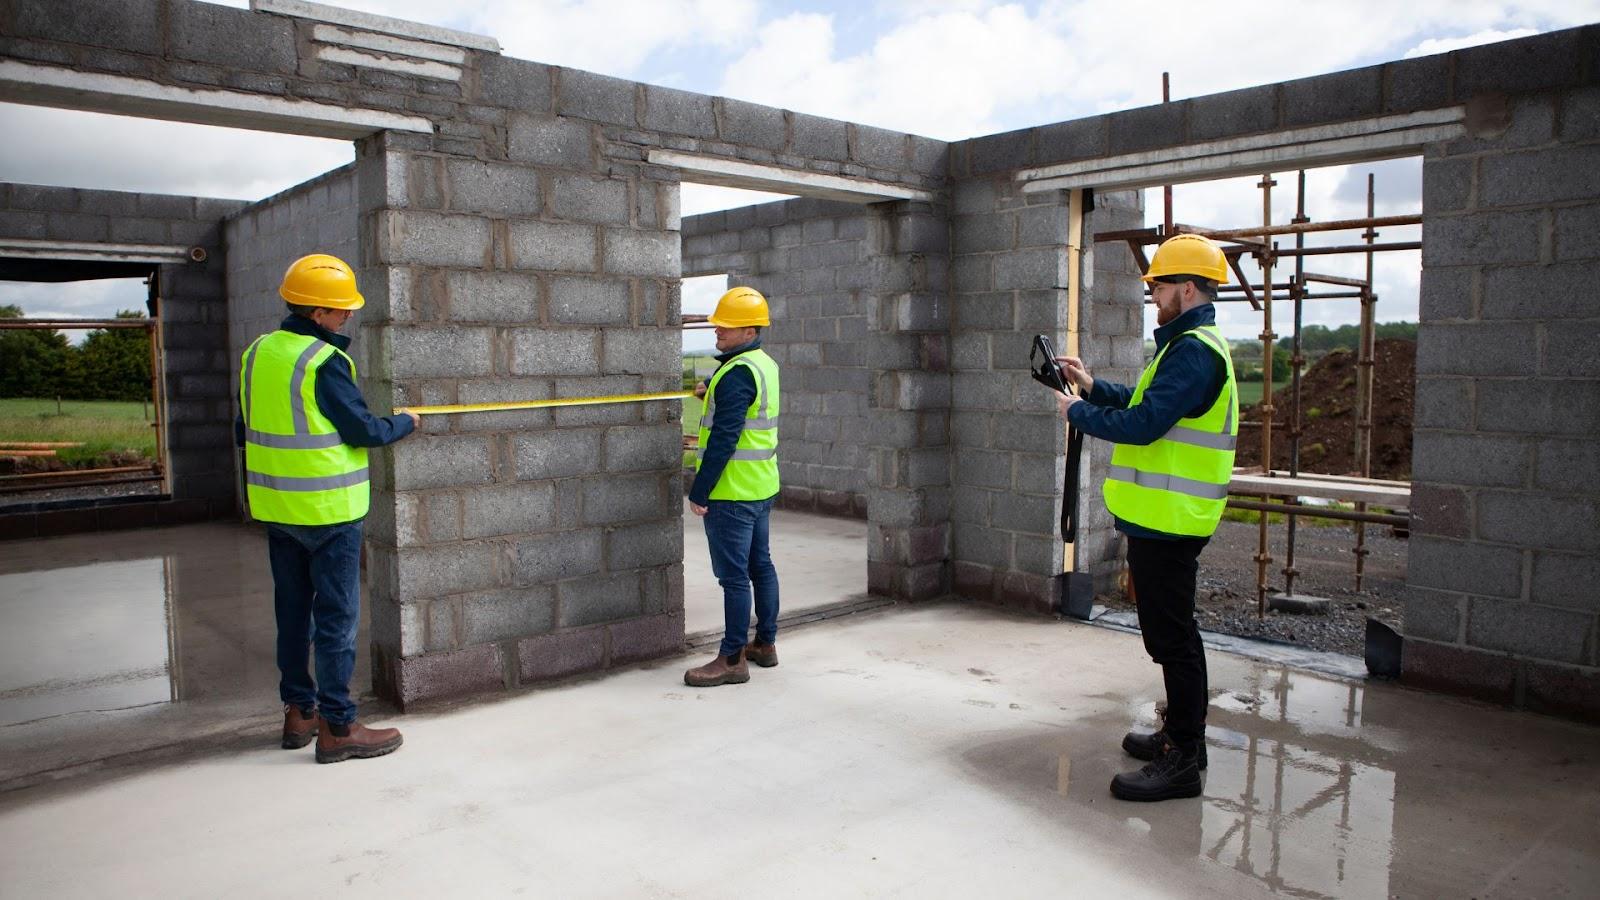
left=1061, top=423, right=1085, bottom=543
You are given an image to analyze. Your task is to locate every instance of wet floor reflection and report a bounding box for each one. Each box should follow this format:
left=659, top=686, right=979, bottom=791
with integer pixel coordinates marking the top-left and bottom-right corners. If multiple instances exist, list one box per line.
left=0, top=558, right=175, bottom=726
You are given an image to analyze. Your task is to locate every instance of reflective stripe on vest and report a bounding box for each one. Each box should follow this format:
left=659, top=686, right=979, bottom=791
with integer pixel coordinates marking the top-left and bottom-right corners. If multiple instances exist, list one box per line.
left=240, top=330, right=370, bottom=525
left=694, top=348, right=780, bottom=501
left=1102, top=324, right=1238, bottom=537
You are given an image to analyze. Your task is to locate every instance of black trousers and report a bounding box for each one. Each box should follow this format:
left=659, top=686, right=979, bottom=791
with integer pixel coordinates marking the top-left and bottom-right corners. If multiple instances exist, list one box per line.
left=1127, top=534, right=1209, bottom=753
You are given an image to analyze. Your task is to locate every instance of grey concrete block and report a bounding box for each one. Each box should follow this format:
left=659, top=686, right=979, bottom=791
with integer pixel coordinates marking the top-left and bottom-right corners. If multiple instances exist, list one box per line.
left=461, top=587, right=556, bottom=645
left=642, top=85, right=715, bottom=138
left=965, top=130, right=1031, bottom=176
left=170, top=1, right=296, bottom=74
left=790, top=112, right=849, bottom=161
left=601, top=329, right=677, bottom=377
left=390, top=327, right=495, bottom=378
left=911, top=136, right=948, bottom=178
left=517, top=627, right=605, bottom=682
left=582, top=474, right=668, bottom=525
left=513, top=428, right=603, bottom=480
left=954, top=212, right=1016, bottom=254
left=952, top=178, right=1000, bottom=217
left=1283, top=64, right=1382, bottom=127
left=1404, top=586, right=1464, bottom=642
left=1478, top=490, right=1600, bottom=552
left=603, top=424, right=679, bottom=472
left=515, top=530, right=603, bottom=585
left=507, top=114, right=594, bottom=168
left=396, top=542, right=502, bottom=601
left=1543, top=319, right=1600, bottom=378
left=552, top=376, right=651, bottom=427
left=718, top=97, right=785, bottom=151
left=508, top=220, right=597, bottom=272
left=1107, top=102, right=1185, bottom=156
left=1017, top=204, right=1069, bottom=249
left=1413, top=378, right=1472, bottom=430
left=1454, top=28, right=1585, bottom=99
left=445, top=160, right=540, bottom=217
left=1422, top=156, right=1473, bottom=215
left=1467, top=596, right=1592, bottom=664
left=463, top=482, right=556, bottom=539
left=557, top=68, right=637, bottom=127
left=1421, top=210, right=1541, bottom=267
left=1477, top=380, right=1600, bottom=437
left=1035, top=117, right=1105, bottom=164
left=446, top=270, right=540, bottom=323
left=993, top=248, right=1066, bottom=291
left=1410, top=535, right=1525, bottom=598
left=478, top=54, right=553, bottom=113
left=1480, top=261, right=1600, bottom=320
left=852, top=123, right=907, bottom=170
left=1188, top=84, right=1278, bottom=141
left=547, top=275, right=629, bottom=325
left=557, top=572, right=643, bottom=628
left=605, top=519, right=682, bottom=571
left=1411, top=432, right=1529, bottom=488
left=378, top=211, right=492, bottom=268
left=1481, top=146, right=1600, bottom=208
left=1385, top=54, right=1451, bottom=114
left=1417, top=265, right=1474, bottom=321
left=1554, top=203, right=1600, bottom=262
left=1531, top=551, right=1600, bottom=614
left=1534, top=438, right=1600, bottom=494
left=953, top=447, right=1011, bottom=490
left=13, top=0, right=160, bottom=54
left=550, top=175, right=630, bottom=225
left=393, top=434, right=496, bottom=490
left=1415, top=323, right=1537, bottom=376
left=603, top=228, right=679, bottom=277
left=952, top=522, right=1011, bottom=570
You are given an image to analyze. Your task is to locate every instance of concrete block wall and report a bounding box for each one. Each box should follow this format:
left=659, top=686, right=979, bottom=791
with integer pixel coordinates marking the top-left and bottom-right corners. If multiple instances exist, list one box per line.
left=1405, top=87, right=1600, bottom=722
left=0, top=182, right=245, bottom=529
left=682, top=198, right=877, bottom=518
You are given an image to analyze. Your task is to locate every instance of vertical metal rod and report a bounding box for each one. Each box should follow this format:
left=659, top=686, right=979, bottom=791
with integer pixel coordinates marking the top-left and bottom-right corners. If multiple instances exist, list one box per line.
left=1353, top=174, right=1378, bottom=590
left=1255, top=173, right=1277, bottom=619
left=1282, top=170, right=1308, bottom=597
left=146, top=286, right=167, bottom=489
left=1162, top=72, right=1174, bottom=235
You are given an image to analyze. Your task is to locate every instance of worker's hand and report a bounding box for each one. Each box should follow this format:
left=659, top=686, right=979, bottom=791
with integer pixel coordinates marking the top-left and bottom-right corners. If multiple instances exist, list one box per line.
left=693, top=380, right=707, bottom=400
left=690, top=502, right=708, bottom=516
left=1055, top=356, right=1094, bottom=395
left=1058, top=391, right=1081, bottom=419
left=400, top=409, right=421, bottom=427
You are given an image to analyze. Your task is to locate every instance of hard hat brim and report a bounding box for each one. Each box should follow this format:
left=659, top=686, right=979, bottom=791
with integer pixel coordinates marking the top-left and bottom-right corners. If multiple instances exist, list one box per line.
left=279, top=285, right=365, bottom=310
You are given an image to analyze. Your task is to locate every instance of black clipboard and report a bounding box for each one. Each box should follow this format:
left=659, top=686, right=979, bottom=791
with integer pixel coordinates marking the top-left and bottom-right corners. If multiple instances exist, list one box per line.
left=1030, top=334, right=1085, bottom=544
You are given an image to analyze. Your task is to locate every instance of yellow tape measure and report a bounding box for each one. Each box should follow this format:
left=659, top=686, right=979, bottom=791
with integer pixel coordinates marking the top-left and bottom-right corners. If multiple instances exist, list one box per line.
left=408, top=390, right=692, bottom=416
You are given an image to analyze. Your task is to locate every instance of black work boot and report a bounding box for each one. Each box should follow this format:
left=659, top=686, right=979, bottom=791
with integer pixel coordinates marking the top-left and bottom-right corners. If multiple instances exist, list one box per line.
left=1110, top=739, right=1203, bottom=802
left=1123, top=729, right=1207, bottom=769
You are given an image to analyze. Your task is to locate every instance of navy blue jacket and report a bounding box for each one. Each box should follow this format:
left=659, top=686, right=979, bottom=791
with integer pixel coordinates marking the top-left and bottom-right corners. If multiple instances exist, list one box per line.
left=1066, top=303, right=1228, bottom=539
left=688, top=338, right=764, bottom=506
left=235, top=314, right=416, bottom=449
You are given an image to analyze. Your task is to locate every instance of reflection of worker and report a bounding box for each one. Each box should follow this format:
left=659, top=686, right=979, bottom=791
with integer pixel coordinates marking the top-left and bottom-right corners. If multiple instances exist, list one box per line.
left=1056, top=234, right=1238, bottom=801
left=237, top=254, right=419, bottom=763
left=683, top=287, right=782, bottom=687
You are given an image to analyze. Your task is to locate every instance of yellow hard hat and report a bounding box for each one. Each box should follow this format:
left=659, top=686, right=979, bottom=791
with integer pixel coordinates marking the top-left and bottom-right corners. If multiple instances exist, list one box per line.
left=1141, top=234, right=1230, bottom=285
left=279, top=253, right=365, bottom=310
left=707, top=286, right=769, bottom=327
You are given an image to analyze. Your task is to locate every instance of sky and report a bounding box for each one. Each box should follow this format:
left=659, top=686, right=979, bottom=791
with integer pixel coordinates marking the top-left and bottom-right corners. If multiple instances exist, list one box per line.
left=2, top=0, right=1597, bottom=349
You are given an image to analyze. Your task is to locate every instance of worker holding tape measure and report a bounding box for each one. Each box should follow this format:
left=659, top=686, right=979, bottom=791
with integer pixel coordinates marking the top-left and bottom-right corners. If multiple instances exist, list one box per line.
left=683, top=286, right=783, bottom=688
left=236, top=254, right=419, bottom=764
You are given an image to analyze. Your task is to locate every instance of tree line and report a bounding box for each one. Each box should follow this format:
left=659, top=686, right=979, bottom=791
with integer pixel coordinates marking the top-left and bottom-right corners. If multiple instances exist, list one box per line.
left=0, top=304, right=152, bottom=401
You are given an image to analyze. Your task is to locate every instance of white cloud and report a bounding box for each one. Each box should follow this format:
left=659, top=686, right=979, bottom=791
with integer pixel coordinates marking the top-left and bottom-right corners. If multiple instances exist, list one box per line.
left=1404, top=27, right=1541, bottom=57
left=680, top=184, right=796, bottom=217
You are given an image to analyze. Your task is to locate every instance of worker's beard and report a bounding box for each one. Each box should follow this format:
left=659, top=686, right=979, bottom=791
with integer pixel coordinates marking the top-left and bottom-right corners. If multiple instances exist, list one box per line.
left=1155, top=293, right=1182, bottom=326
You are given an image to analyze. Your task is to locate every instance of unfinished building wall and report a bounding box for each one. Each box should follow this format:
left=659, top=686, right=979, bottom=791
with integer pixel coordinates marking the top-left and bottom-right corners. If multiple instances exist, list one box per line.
left=682, top=199, right=876, bottom=518
left=0, top=183, right=243, bottom=537
left=1406, top=86, right=1600, bottom=721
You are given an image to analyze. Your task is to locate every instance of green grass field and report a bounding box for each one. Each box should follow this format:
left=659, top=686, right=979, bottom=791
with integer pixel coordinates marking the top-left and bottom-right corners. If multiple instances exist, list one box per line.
left=0, top=398, right=157, bottom=466
left=1235, top=381, right=1264, bottom=405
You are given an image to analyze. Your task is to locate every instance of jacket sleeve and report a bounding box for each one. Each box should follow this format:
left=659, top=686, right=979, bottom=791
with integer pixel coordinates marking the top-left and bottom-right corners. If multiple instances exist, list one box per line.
left=1085, top=377, right=1133, bottom=409
left=1066, top=338, right=1222, bottom=446
left=313, top=354, right=416, bottom=448
left=688, top=365, right=757, bottom=506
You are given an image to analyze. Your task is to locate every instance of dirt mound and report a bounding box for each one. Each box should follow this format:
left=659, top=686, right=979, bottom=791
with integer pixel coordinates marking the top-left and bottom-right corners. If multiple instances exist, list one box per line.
left=1233, top=339, right=1414, bottom=480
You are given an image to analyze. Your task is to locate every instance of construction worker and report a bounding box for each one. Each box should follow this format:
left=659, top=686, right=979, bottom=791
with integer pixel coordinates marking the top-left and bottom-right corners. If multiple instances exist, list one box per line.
left=236, top=254, right=419, bottom=763
left=683, top=286, right=782, bottom=687
left=1055, top=233, right=1238, bottom=801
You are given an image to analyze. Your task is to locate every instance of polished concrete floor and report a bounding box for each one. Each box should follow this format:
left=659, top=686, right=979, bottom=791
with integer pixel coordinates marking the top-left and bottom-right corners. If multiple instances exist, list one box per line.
left=2, top=601, right=1598, bottom=898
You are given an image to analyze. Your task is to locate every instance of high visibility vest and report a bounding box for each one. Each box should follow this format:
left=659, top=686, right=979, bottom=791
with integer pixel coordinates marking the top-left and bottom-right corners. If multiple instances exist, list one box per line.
left=695, top=348, right=780, bottom=501
left=1103, top=325, right=1238, bottom=538
left=240, top=330, right=370, bottom=525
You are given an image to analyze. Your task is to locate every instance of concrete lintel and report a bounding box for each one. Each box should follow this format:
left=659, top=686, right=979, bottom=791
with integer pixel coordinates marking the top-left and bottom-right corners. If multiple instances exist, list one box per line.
left=312, top=24, right=468, bottom=65
left=649, top=150, right=935, bottom=204
left=316, top=46, right=462, bottom=82
left=1022, top=123, right=1464, bottom=193
left=1019, top=107, right=1465, bottom=184
left=0, top=61, right=433, bottom=140
left=0, top=238, right=194, bottom=264
left=252, top=0, right=500, bottom=53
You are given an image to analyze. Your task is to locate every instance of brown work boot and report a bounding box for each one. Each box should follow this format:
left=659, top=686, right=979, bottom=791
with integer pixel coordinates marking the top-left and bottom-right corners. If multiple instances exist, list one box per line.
left=281, top=705, right=319, bottom=749
left=684, top=649, right=750, bottom=687
left=744, top=641, right=779, bottom=668
left=315, top=720, right=403, bottom=764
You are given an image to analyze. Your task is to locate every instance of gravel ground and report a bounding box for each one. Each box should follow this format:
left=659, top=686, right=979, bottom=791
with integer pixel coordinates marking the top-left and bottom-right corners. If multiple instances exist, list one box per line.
left=0, top=478, right=164, bottom=511
left=1102, top=517, right=1409, bottom=658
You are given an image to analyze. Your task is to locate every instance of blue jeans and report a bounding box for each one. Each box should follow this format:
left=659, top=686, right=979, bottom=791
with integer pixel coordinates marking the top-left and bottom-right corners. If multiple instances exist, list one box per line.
left=704, top=498, right=780, bottom=658
left=266, top=521, right=363, bottom=725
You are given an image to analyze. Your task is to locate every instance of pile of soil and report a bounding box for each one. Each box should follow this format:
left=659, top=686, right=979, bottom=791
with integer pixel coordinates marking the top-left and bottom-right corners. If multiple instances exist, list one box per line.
left=1234, top=339, right=1414, bottom=480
